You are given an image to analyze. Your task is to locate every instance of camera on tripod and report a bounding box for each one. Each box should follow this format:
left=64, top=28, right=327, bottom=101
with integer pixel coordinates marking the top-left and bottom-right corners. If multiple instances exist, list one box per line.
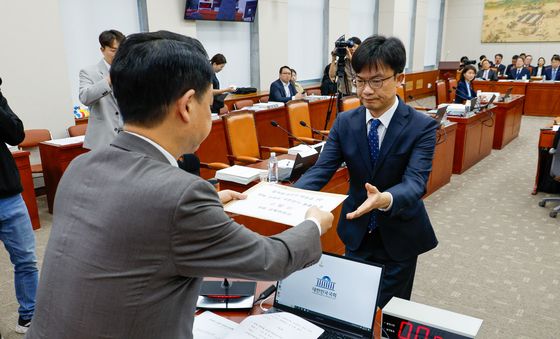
left=334, top=35, right=355, bottom=59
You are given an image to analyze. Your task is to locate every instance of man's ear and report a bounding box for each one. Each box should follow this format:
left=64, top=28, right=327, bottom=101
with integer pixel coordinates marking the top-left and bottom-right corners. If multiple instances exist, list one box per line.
left=176, top=89, right=196, bottom=123
left=396, top=73, right=405, bottom=85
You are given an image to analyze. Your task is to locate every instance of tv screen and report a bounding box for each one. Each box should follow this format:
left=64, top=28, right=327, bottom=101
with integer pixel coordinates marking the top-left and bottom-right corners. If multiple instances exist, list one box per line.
left=185, top=0, right=258, bottom=22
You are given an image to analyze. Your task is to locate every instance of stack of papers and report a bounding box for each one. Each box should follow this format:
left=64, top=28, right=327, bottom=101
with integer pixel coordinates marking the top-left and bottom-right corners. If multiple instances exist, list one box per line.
left=45, top=135, right=85, bottom=146
left=288, top=144, right=318, bottom=156
left=304, top=94, right=331, bottom=101
left=215, top=165, right=266, bottom=185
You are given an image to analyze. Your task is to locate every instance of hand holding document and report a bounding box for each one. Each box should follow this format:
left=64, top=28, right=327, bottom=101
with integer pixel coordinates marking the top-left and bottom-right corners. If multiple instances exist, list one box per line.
left=193, top=311, right=324, bottom=339
left=223, top=182, right=347, bottom=227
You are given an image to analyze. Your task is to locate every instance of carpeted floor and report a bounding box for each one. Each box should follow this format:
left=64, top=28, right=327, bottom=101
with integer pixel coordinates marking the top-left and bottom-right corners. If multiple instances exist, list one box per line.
left=0, top=114, right=559, bottom=338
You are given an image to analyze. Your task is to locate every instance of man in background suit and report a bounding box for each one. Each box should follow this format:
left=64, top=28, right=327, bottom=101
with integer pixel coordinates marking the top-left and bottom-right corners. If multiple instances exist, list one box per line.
left=79, top=30, right=125, bottom=150
left=544, top=55, right=560, bottom=81
left=494, top=53, right=506, bottom=75
left=295, top=35, right=439, bottom=308
left=505, top=55, right=518, bottom=76
left=26, top=31, right=333, bottom=339
left=476, top=59, right=498, bottom=81
left=508, top=57, right=531, bottom=80
left=269, top=66, right=303, bottom=103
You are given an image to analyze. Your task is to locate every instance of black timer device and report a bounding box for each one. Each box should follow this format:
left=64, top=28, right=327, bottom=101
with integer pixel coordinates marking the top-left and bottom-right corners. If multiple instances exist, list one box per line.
left=382, top=297, right=483, bottom=339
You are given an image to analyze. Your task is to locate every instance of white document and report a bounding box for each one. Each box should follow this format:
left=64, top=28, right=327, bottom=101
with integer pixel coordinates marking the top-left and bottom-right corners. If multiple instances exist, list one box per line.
left=225, top=312, right=324, bottom=339
left=45, top=135, right=85, bottom=146
left=215, top=165, right=267, bottom=185
left=553, top=125, right=559, bottom=132
left=224, top=182, right=347, bottom=226
left=193, top=311, right=238, bottom=339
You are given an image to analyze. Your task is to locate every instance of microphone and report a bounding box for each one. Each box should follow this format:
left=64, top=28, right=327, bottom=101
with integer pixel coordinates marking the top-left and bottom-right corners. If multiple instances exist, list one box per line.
left=299, top=121, right=328, bottom=137
left=270, top=120, right=310, bottom=146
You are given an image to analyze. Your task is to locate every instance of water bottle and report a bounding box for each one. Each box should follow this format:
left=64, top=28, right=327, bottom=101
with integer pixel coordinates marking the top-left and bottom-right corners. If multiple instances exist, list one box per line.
left=267, top=152, right=278, bottom=183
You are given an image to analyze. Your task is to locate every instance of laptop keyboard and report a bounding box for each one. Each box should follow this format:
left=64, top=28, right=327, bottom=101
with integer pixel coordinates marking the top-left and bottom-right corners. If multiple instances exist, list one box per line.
left=318, top=329, right=357, bottom=339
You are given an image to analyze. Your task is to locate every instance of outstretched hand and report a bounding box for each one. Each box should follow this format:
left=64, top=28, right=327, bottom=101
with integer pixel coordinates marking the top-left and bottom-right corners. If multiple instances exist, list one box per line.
left=346, top=183, right=390, bottom=220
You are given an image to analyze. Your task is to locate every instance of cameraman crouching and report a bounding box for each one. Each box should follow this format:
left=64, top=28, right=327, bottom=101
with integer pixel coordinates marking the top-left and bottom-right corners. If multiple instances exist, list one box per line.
left=328, top=36, right=361, bottom=96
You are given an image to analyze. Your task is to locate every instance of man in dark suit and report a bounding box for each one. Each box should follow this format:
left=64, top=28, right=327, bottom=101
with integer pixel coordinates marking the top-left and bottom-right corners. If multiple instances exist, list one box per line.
left=508, top=57, right=531, bottom=80
left=494, top=53, right=506, bottom=75
left=26, top=31, right=333, bottom=339
left=476, top=59, right=498, bottom=81
left=505, top=55, right=519, bottom=76
left=294, top=35, right=439, bottom=308
left=269, top=66, right=303, bottom=103
left=544, top=55, right=560, bottom=81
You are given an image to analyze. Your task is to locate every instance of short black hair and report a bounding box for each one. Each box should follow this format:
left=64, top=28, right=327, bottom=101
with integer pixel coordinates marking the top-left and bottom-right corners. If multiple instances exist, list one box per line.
left=279, top=66, right=291, bottom=74
left=519, top=53, right=526, bottom=57
left=111, top=30, right=212, bottom=128
left=99, top=30, right=125, bottom=48
left=512, top=54, right=519, bottom=60
left=291, top=68, right=297, bottom=75
left=348, top=36, right=362, bottom=46
left=210, top=53, right=227, bottom=65
left=495, top=53, right=503, bottom=58
left=479, top=55, right=486, bottom=61
left=460, top=65, right=477, bottom=82
left=552, top=55, right=560, bottom=62
left=351, top=35, right=406, bottom=74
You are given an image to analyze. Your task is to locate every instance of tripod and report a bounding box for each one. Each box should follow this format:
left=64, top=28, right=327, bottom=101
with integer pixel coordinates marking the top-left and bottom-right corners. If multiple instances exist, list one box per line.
left=323, top=57, right=349, bottom=131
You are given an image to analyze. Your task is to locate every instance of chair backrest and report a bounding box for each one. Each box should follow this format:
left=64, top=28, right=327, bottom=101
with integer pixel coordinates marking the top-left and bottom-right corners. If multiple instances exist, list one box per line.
left=219, top=103, right=230, bottom=114
left=285, top=100, right=313, bottom=140
left=396, top=85, right=405, bottom=100
left=259, top=95, right=269, bottom=103
left=448, top=78, right=457, bottom=103
left=222, top=111, right=261, bottom=161
left=306, top=88, right=321, bottom=96
left=435, top=80, right=448, bottom=106
left=233, top=99, right=254, bottom=110
left=68, top=124, right=87, bottom=137
left=19, top=129, right=52, bottom=148
left=341, top=96, right=361, bottom=111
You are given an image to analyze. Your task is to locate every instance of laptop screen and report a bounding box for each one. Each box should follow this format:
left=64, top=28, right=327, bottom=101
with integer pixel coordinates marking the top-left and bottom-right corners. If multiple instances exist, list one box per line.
left=274, top=253, right=383, bottom=335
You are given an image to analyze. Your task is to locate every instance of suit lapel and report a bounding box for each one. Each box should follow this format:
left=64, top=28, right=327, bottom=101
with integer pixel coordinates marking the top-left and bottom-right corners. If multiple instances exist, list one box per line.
left=97, top=59, right=119, bottom=108
left=373, top=100, right=409, bottom=175
left=110, top=132, right=172, bottom=165
left=350, top=106, right=373, bottom=175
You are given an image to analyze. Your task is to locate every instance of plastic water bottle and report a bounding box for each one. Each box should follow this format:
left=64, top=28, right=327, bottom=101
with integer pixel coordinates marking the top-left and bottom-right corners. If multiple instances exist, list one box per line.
left=267, top=152, right=278, bottom=183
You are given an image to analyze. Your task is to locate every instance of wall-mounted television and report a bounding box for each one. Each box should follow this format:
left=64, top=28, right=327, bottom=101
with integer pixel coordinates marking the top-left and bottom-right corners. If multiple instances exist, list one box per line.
left=185, top=0, right=258, bottom=22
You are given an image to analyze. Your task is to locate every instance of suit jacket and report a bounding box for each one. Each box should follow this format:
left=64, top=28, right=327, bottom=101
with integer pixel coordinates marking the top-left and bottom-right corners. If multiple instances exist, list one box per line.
left=0, top=91, right=25, bottom=197
left=269, top=79, right=296, bottom=103
left=27, top=132, right=321, bottom=339
left=495, top=63, right=506, bottom=75
left=79, top=59, right=122, bottom=150
left=543, top=66, right=560, bottom=81
left=532, top=66, right=546, bottom=77
left=505, top=63, right=514, bottom=76
left=507, top=67, right=531, bottom=80
left=294, top=100, right=438, bottom=261
left=454, top=80, right=476, bottom=103
left=476, top=69, right=498, bottom=81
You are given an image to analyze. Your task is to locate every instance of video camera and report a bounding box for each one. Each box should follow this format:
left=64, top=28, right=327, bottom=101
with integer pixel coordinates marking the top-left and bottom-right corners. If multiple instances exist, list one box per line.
left=463, top=60, right=477, bottom=66
left=334, top=35, right=355, bottom=59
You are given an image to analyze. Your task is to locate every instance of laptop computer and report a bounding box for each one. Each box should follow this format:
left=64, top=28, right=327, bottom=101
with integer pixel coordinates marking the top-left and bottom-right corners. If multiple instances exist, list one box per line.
left=269, top=252, right=384, bottom=339
left=279, top=144, right=322, bottom=182
left=498, top=87, right=513, bottom=102
left=433, top=105, right=448, bottom=124
left=468, top=97, right=478, bottom=112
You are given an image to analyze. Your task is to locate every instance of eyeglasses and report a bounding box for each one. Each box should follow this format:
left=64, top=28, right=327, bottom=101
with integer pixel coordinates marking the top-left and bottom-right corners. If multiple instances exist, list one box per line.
left=352, top=74, right=396, bottom=89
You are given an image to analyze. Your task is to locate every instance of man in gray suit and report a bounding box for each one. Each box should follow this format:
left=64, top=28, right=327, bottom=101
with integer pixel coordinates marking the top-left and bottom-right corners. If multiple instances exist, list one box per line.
left=26, top=31, right=333, bottom=339
left=79, top=30, right=125, bottom=150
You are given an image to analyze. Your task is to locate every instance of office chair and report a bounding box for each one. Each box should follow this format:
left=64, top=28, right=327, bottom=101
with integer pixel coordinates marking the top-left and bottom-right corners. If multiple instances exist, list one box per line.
left=306, top=89, right=321, bottom=96
left=341, top=96, right=361, bottom=111
left=538, top=140, right=560, bottom=218
left=285, top=100, right=328, bottom=145
left=68, top=124, right=87, bottom=137
left=19, top=129, right=52, bottom=175
left=233, top=99, right=254, bottom=110
left=448, top=78, right=457, bottom=103
left=222, top=111, right=288, bottom=165
left=435, top=80, right=448, bottom=106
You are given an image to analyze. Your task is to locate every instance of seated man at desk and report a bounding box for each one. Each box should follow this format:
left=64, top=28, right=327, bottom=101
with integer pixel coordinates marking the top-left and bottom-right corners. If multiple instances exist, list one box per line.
left=26, top=31, right=334, bottom=339
left=505, top=55, right=518, bottom=76
left=476, top=59, right=498, bottom=81
left=507, top=57, right=531, bottom=80
left=494, top=53, right=506, bottom=75
left=543, top=55, right=560, bottom=81
left=269, top=66, right=304, bottom=103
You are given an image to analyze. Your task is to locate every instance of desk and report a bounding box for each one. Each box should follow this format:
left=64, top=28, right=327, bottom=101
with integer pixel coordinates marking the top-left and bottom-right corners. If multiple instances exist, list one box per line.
left=533, top=127, right=560, bottom=194
left=447, top=109, right=495, bottom=174
left=425, top=122, right=457, bottom=197
left=524, top=82, right=560, bottom=116
left=11, top=150, right=40, bottom=229
left=218, top=156, right=349, bottom=255
left=472, top=80, right=528, bottom=96
left=39, top=140, right=88, bottom=213
left=491, top=95, right=524, bottom=149
left=200, top=279, right=382, bottom=339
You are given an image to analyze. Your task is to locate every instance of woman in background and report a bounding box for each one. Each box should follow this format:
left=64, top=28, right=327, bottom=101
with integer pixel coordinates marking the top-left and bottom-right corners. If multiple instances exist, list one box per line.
left=291, top=69, right=305, bottom=95
left=455, top=65, right=477, bottom=103
left=532, top=57, right=546, bottom=77
left=210, top=54, right=235, bottom=113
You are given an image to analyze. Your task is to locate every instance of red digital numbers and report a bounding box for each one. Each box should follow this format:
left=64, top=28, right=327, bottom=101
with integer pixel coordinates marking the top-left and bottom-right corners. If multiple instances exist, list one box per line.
left=398, top=321, right=438, bottom=339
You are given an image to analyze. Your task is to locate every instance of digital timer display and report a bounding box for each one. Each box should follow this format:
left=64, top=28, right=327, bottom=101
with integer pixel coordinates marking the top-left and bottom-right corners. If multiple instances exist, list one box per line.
left=383, top=314, right=472, bottom=339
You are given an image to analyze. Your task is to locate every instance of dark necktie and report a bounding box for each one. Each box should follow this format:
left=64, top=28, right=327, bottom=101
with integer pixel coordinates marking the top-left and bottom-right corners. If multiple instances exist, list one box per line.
left=553, top=68, right=558, bottom=81
left=367, top=119, right=382, bottom=233
left=516, top=69, right=521, bottom=79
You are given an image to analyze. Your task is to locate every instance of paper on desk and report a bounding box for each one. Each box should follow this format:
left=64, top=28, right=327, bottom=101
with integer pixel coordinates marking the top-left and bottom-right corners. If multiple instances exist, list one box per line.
left=225, top=312, right=324, bottom=339
left=553, top=125, right=559, bottom=132
left=45, top=135, right=85, bottom=146
left=193, top=311, right=238, bottom=339
left=224, top=182, right=347, bottom=226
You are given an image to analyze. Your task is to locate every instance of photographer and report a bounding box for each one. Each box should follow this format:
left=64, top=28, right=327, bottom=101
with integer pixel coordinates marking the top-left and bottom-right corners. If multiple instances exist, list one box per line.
left=0, top=77, right=39, bottom=334
left=328, top=36, right=361, bottom=96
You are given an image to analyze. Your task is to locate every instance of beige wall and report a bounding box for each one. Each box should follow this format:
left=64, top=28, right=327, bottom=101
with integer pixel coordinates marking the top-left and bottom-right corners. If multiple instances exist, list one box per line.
left=0, top=0, right=73, bottom=138
left=441, top=0, right=560, bottom=62
left=146, top=0, right=197, bottom=36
